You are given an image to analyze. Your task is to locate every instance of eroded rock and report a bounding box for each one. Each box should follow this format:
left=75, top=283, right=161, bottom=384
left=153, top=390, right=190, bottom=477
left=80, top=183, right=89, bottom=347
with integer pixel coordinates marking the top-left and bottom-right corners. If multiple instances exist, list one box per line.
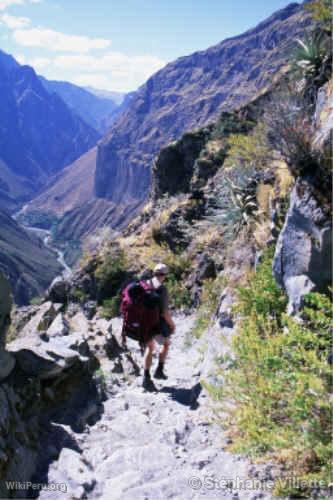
left=273, top=179, right=332, bottom=314
left=47, top=276, right=71, bottom=304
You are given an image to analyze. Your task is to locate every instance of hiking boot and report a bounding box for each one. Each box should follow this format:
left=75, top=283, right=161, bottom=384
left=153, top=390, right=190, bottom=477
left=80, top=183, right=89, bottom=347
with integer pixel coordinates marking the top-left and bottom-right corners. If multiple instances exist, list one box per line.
left=154, top=365, right=168, bottom=380
left=142, top=375, right=158, bottom=392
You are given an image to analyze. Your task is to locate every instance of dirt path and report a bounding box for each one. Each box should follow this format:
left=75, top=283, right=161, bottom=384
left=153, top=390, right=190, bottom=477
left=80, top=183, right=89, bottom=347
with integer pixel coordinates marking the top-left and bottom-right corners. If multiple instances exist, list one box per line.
left=38, top=315, right=272, bottom=499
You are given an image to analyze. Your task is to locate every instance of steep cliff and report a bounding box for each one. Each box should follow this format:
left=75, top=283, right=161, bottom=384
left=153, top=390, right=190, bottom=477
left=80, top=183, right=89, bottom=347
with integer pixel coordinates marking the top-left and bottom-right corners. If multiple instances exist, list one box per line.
left=39, top=77, right=123, bottom=134
left=273, top=79, right=332, bottom=313
left=95, top=3, right=311, bottom=205
left=23, top=3, right=312, bottom=246
left=0, top=50, right=99, bottom=212
left=0, top=211, right=63, bottom=305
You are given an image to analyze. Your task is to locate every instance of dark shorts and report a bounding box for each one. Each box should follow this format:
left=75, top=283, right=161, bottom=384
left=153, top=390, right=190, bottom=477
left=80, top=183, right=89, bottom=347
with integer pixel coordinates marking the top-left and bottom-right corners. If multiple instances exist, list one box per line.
left=152, top=318, right=172, bottom=345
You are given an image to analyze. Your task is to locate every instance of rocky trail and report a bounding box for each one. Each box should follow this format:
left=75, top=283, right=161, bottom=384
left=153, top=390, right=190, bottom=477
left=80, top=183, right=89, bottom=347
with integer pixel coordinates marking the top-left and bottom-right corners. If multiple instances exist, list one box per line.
left=30, top=315, right=273, bottom=500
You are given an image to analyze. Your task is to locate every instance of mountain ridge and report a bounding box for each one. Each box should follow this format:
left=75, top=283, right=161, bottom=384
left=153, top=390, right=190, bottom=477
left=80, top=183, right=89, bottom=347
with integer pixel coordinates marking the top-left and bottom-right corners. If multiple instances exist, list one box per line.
left=26, top=2, right=312, bottom=249
left=95, top=2, right=311, bottom=203
left=39, top=77, right=123, bottom=134
left=0, top=49, right=100, bottom=212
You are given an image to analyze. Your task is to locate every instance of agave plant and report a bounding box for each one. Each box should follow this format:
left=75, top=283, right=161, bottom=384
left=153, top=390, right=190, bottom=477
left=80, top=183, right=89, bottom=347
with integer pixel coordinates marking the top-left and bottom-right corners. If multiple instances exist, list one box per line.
left=293, top=30, right=332, bottom=94
left=207, top=166, right=261, bottom=241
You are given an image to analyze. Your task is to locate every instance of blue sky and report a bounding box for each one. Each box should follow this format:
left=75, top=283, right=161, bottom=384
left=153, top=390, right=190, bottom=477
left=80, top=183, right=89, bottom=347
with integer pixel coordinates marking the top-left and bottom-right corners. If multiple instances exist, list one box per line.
left=0, top=0, right=300, bottom=92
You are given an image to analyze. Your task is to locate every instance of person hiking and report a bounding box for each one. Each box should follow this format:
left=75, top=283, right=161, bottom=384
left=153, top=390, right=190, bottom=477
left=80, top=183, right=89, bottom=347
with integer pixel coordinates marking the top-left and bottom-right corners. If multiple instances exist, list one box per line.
left=120, top=262, right=176, bottom=392
left=142, top=263, right=176, bottom=392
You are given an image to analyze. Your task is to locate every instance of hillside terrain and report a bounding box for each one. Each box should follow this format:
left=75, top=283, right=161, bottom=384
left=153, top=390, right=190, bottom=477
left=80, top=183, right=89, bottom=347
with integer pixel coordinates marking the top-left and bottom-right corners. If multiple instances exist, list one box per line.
left=0, top=50, right=99, bottom=212
left=25, top=2, right=313, bottom=246
left=0, top=210, right=63, bottom=305
left=40, top=78, right=124, bottom=134
left=0, top=2, right=331, bottom=498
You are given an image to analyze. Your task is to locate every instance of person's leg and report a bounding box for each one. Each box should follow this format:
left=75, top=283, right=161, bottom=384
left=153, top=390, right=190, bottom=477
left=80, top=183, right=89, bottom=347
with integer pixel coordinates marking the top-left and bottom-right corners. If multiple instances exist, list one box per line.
left=143, top=339, right=157, bottom=391
left=143, top=338, right=155, bottom=374
left=154, top=339, right=170, bottom=379
left=159, top=339, right=170, bottom=364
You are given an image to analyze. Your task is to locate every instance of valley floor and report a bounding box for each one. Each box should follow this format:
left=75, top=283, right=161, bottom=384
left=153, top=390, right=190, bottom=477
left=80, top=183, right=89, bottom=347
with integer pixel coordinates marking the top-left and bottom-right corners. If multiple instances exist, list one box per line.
left=36, top=315, right=272, bottom=500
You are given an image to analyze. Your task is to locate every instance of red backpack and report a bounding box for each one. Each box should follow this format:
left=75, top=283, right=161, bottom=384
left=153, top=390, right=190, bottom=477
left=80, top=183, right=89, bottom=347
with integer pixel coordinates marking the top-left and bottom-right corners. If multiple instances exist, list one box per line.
left=120, top=280, right=161, bottom=345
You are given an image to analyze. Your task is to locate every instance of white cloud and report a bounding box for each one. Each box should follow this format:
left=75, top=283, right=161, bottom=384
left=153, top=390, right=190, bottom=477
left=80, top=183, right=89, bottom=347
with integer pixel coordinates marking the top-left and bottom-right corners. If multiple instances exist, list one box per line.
left=0, top=0, right=24, bottom=10
left=13, top=53, right=53, bottom=69
left=54, top=52, right=164, bottom=73
left=29, top=56, right=51, bottom=69
left=0, top=0, right=40, bottom=10
left=72, top=73, right=112, bottom=90
left=1, top=12, right=30, bottom=28
left=53, top=52, right=166, bottom=91
left=13, top=27, right=111, bottom=53
left=1, top=0, right=164, bottom=92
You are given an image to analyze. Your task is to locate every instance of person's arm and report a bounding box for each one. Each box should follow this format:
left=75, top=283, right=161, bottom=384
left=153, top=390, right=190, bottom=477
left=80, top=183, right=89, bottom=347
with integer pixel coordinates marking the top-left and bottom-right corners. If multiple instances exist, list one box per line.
left=163, top=309, right=176, bottom=333
left=160, top=287, right=176, bottom=332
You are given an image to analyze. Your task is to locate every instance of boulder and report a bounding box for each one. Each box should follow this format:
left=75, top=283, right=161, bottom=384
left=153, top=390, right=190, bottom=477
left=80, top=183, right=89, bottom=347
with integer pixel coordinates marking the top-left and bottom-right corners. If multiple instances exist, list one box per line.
left=285, top=275, right=315, bottom=315
left=273, top=179, right=332, bottom=314
left=20, top=301, right=62, bottom=338
left=8, top=331, right=91, bottom=380
left=47, top=313, right=70, bottom=338
left=313, top=80, right=333, bottom=154
left=197, top=253, right=217, bottom=281
left=218, top=289, right=234, bottom=329
left=0, top=351, right=15, bottom=382
left=0, top=381, right=40, bottom=498
left=47, top=276, right=70, bottom=304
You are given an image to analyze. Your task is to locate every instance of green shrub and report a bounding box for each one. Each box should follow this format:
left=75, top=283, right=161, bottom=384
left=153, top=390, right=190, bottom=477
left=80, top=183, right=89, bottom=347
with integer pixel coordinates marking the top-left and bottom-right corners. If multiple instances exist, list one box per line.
left=306, top=0, right=332, bottom=33
left=166, top=274, right=192, bottom=310
left=213, top=111, right=256, bottom=140
left=71, top=288, right=87, bottom=304
left=236, top=248, right=287, bottom=319
left=206, top=250, right=333, bottom=496
left=94, top=247, right=127, bottom=303
left=192, top=276, right=225, bottom=338
left=224, top=123, right=272, bottom=171
left=29, top=296, right=43, bottom=306
left=101, top=296, right=121, bottom=319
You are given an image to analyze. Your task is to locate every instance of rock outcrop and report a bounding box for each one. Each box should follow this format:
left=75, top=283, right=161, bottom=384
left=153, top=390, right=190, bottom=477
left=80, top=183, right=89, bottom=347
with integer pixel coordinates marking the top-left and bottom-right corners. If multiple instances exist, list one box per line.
left=273, top=178, right=332, bottom=314
left=0, top=272, right=132, bottom=497
left=273, top=80, right=333, bottom=314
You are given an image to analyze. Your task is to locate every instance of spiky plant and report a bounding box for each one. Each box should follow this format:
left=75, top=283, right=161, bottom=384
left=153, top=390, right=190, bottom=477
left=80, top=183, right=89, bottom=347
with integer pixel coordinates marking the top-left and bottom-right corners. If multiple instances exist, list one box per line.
left=293, top=30, right=332, bottom=95
left=208, top=167, right=261, bottom=241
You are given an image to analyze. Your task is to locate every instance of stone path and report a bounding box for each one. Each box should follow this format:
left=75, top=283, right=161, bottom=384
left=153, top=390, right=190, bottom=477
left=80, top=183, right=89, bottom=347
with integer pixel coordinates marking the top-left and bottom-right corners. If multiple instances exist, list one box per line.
left=38, top=315, right=272, bottom=500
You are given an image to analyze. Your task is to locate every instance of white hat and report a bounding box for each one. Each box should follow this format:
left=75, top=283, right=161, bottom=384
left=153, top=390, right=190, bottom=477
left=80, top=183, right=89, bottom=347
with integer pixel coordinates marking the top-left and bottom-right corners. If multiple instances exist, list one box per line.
left=153, top=263, right=169, bottom=275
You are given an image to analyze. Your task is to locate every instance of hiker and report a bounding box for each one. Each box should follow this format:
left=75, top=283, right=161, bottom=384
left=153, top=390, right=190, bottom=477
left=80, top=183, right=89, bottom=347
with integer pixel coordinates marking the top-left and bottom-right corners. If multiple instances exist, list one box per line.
left=142, top=263, right=176, bottom=391
left=120, top=263, right=176, bottom=392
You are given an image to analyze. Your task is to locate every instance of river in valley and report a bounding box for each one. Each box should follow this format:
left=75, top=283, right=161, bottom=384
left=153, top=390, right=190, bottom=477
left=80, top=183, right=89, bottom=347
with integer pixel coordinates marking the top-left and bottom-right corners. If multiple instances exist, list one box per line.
left=13, top=208, right=72, bottom=279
